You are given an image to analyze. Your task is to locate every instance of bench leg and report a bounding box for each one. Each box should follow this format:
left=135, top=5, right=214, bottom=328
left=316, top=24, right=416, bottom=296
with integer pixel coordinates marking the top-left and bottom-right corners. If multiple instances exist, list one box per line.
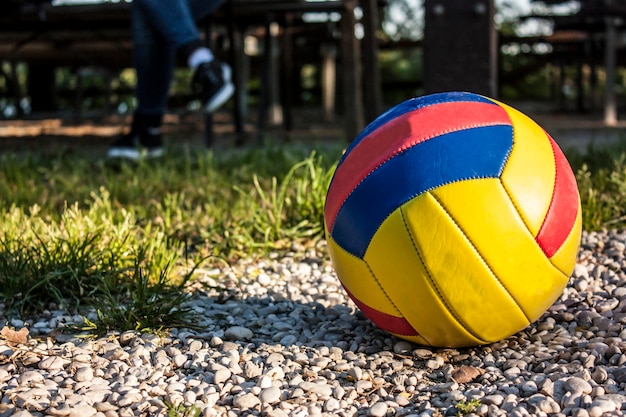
left=257, top=14, right=275, bottom=144
left=360, top=0, right=383, bottom=123
left=28, top=63, right=57, bottom=114
left=341, top=0, right=364, bottom=141
left=202, top=18, right=215, bottom=148
left=227, top=10, right=248, bottom=146
left=280, top=16, right=294, bottom=133
left=3, top=61, right=25, bottom=117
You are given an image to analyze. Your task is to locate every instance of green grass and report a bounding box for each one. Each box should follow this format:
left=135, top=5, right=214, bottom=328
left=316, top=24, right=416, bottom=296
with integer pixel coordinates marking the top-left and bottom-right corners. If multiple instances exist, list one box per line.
left=164, top=401, right=201, bottom=417
left=0, top=138, right=625, bottom=335
left=0, top=143, right=340, bottom=334
left=566, top=138, right=626, bottom=231
left=455, top=399, right=481, bottom=416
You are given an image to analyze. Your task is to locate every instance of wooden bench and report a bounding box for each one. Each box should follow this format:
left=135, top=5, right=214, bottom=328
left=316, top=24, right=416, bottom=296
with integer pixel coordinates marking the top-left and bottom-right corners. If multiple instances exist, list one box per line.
left=0, top=0, right=383, bottom=144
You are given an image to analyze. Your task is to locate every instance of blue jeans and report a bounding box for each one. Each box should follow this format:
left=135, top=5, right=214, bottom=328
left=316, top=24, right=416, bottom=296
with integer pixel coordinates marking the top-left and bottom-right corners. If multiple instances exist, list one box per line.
left=132, top=0, right=226, bottom=116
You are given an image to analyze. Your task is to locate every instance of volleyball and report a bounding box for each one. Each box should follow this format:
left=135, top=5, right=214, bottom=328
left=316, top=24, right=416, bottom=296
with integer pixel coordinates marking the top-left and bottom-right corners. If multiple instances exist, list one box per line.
left=324, top=92, right=582, bottom=348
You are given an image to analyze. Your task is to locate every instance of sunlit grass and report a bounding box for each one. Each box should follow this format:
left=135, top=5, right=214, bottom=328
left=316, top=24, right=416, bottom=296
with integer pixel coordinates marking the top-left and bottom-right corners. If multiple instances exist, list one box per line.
left=0, top=143, right=341, bottom=334
left=0, top=138, right=624, bottom=335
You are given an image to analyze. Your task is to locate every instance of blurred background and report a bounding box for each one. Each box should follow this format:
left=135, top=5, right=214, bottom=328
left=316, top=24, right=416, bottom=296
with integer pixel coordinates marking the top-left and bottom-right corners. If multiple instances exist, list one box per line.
left=0, top=0, right=623, bottom=149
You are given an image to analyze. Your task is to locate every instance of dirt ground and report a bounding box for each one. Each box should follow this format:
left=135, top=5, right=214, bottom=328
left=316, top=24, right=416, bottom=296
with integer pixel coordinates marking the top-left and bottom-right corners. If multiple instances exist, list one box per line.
left=0, top=108, right=348, bottom=156
left=1, top=105, right=625, bottom=156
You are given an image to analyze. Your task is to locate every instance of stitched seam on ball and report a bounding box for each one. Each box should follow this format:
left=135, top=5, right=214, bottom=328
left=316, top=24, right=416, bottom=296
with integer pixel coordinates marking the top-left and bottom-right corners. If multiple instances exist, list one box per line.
left=364, top=175, right=493, bottom=257
left=498, top=178, right=570, bottom=283
left=385, top=207, right=434, bottom=346
left=497, top=104, right=571, bottom=271
left=399, top=202, right=487, bottom=345
left=331, top=121, right=509, bottom=235
left=331, top=243, right=421, bottom=337
left=348, top=95, right=498, bottom=147
left=498, top=177, right=534, bottom=237
left=498, top=104, right=564, bottom=264
left=362, top=260, right=414, bottom=333
left=544, top=221, right=578, bottom=278
left=339, top=96, right=470, bottom=163
left=497, top=111, right=538, bottom=251
left=391, top=122, right=509, bottom=163
left=537, top=139, right=559, bottom=252
left=430, top=190, right=532, bottom=325
left=511, top=135, right=572, bottom=280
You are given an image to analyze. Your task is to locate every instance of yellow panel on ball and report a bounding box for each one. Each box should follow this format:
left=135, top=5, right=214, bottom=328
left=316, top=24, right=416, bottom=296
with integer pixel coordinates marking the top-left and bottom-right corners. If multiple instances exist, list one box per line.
left=496, top=101, right=556, bottom=236
left=364, top=207, right=486, bottom=347
left=328, top=235, right=432, bottom=346
left=398, top=188, right=530, bottom=345
left=326, top=236, right=401, bottom=318
left=430, top=179, right=570, bottom=322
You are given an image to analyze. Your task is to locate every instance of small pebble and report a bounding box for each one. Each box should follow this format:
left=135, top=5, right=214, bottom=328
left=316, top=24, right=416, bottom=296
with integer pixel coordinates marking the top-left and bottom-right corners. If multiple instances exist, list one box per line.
left=369, top=402, right=388, bottom=417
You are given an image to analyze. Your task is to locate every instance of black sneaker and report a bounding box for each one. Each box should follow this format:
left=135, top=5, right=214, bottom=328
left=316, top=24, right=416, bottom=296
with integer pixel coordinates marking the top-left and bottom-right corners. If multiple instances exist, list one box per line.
left=107, top=127, right=164, bottom=160
left=192, top=60, right=235, bottom=113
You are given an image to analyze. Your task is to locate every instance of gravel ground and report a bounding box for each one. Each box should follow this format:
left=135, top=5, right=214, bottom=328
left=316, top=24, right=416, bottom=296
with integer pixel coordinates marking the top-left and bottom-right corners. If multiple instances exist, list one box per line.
left=1, top=229, right=626, bottom=417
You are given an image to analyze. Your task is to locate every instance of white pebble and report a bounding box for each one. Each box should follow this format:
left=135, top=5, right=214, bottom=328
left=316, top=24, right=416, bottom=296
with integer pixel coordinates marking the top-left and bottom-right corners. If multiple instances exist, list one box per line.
left=368, top=401, right=388, bottom=417
left=224, top=326, right=254, bottom=341
left=74, top=367, right=93, bottom=382
left=260, top=386, right=281, bottom=404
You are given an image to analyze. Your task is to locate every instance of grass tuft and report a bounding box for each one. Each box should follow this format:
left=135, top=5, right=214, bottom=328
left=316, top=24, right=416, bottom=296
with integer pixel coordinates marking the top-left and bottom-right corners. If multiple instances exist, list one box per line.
left=86, top=250, right=201, bottom=335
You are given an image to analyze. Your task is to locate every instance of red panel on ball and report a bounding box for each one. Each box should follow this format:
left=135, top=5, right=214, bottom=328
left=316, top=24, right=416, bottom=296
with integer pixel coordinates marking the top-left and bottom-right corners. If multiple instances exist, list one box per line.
left=324, top=101, right=512, bottom=230
left=343, top=287, right=419, bottom=337
left=535, top=134, right=580, bottom=258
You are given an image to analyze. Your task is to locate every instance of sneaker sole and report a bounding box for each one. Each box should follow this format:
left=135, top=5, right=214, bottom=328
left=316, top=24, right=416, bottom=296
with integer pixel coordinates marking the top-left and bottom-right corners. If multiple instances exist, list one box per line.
left=107, top=147, right=164, bottom=160
left=205, top=81, right=234, bottom=113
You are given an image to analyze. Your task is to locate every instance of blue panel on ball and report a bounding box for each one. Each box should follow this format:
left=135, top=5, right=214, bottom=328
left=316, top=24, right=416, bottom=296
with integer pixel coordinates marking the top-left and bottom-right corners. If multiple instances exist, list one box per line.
left=339, top=92, right=497, bottom=166
left=331, top=124, right=514, bottom=258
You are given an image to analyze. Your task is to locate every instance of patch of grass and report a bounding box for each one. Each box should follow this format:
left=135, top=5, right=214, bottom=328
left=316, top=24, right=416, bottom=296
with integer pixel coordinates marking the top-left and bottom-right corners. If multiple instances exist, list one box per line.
left=0, top=143, right=343, bottom=333
left=0, top=201, right=202, bottom=334
left=566, top=139, right=626, bottom=231
left=0, top=203, right=131, bottom=315
left=163, top=400, right=201, bottom=417
left=234, top=151, right=334, bottom=249
left=0, top=144, right=341, bottom=255
left=454, top=398, right=481, bottom=416
left=84, top=250, right=201, bottom=335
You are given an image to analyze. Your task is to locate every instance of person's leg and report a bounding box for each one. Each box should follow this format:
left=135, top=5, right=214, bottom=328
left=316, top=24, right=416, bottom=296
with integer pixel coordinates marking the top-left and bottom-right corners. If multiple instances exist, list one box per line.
left=179, top=0, right=236, bottom=112
left=108, top=0, right=233, bottom=159
left=132, top=0, right=205, bottom=50
left=107, top=2, right=173, bottom=159
left=134, top=0, right=233, bottom=112
left=132, top=2, right=177, bottom=119
left=130, top=0, right=233, bottom=119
